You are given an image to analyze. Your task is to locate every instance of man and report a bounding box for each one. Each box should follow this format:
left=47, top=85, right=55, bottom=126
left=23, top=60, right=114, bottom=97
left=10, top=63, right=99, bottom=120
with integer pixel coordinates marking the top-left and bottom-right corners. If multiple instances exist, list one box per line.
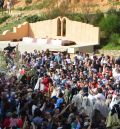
left=0, top=0, right=4, bottom=13
left=4, top=43, right=16, bottom=54
left=95, top=87, right=106, bottom=101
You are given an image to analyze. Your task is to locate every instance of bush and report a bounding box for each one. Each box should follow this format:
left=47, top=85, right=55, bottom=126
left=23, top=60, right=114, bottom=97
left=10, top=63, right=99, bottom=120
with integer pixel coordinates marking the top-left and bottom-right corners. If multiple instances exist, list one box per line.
left=107, top=8, right=118, bottom=15
left=16, top=6, right=31, bottom=11
left=25, top=0, right=32, bottom=5
left=109, top=33, right=120, bottom=46
left=26, top=14, right=48, bottom=23
left=26, top=15, right=40, bottom=23
left=49, top=8, right=62, bottom=18
left=99, top=14, right=120, bottom=37
left=0, top=15, right=10, bottom=24
left=89, top=11, right=104, bottom=26
left=65, top=13, right=83, bottom=22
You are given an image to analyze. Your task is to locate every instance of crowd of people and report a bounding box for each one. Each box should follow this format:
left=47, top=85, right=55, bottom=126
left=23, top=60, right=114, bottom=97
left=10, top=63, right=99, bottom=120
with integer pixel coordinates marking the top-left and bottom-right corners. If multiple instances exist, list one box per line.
left=0, top=44, right=120, bottom=129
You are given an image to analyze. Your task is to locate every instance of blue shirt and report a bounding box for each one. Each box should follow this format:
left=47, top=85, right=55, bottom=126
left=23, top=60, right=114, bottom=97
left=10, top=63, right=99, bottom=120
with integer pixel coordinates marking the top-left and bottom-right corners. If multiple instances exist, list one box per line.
left=55, top=98, right=63, bottom=108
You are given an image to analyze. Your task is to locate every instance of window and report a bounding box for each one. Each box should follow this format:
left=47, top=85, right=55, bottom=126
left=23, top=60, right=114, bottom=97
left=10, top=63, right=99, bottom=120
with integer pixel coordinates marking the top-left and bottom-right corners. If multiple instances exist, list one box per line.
left=62, top=18, right=66, bottom=36
left=57, top=18, right=61, bottom=36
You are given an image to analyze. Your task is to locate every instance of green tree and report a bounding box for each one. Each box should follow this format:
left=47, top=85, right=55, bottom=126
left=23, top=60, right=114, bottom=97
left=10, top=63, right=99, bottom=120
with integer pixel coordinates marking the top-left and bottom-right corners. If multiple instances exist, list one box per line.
left=110, top=33, right=120, bottom=46
left=99, top=14, right=120, bottom=37
left=89, top=10, right=104, bottom=26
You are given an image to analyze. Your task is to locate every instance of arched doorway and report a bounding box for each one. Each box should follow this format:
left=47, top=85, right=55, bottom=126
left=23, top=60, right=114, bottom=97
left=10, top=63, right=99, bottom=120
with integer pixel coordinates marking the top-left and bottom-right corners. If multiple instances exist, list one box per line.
left=57, top=18, right=61, bottom=36
left=62, top=18, right=66, bottom=36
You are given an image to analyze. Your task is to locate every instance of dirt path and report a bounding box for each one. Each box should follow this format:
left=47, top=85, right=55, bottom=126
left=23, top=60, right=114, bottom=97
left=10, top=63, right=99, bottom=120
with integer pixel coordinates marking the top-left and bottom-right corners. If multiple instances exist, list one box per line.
left=4, top=0, right=42, bottom=8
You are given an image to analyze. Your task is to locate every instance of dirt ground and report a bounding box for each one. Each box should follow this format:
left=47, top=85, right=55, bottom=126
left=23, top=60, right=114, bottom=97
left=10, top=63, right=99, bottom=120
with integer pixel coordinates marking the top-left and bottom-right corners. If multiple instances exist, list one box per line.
left=4, top=0, right=41, bottom=8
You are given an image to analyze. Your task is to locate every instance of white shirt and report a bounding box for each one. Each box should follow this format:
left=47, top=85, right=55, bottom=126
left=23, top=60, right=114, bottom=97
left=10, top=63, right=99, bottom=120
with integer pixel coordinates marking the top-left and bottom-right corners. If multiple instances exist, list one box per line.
left=95, top=93, right=106, bottom=101
left=32, top=105, right=37, bottom=116
left=66, top=58, right=71, bottom=64
left=50, top=62, right=54, bottom=68
left=109, top=94, right=120, bottom=110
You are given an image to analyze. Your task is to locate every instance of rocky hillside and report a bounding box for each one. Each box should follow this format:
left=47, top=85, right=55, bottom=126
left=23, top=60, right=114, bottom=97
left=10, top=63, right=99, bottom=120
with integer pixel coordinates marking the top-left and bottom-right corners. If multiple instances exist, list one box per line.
left=3, top=0, right=120, bottom=12
left=4, top=0, right=41, bottom=7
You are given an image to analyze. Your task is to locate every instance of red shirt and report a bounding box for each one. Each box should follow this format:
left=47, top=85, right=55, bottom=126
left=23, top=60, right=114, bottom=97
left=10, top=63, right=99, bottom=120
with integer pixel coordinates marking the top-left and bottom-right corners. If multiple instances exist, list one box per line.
left=42, top=77, right=50, bottom=92
left=3, top=118, right=10, bottom=128
left=97, top=72, right=103, bottom=79
left=17, top=118, right=23, bottom=128
left=91, top=82, right=98, bottom=88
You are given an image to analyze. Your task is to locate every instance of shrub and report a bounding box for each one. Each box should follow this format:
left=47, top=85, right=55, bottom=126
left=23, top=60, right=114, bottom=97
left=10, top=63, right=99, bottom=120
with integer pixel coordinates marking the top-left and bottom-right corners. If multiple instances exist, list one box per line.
left=99, top=14, right=120, bottom=37
left=16, top=7, right=23, bottom=11
left=26, top=14, right=48, bottom=23
left=65, top=13, right=83, bottom=22
left=49, top=8, right=62, bottom=18
left=0, top=15, right=10, bottom=24
left=16, top=6, right=31, bottom=11
left=0, top=17, right=26, bottom=34
left=107, top=8, right=118, bottom=15
left=89, top=11, right=104, bottom=26
left=25, top=0, right=32, bottom=5
left=26, top=15, right=40, bottom=23
left=109, top=33, right=120, bottom=46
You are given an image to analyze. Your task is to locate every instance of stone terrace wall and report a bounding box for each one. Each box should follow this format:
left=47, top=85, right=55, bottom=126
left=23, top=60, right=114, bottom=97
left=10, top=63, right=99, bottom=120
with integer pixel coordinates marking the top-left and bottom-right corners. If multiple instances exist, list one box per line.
left=64, top=17, right=99, bottom=46
left=99, top=50, right=120, bottom=57
left=29, top=18, right=58, bottom=38
left=0, top=22, right=29, bottom=41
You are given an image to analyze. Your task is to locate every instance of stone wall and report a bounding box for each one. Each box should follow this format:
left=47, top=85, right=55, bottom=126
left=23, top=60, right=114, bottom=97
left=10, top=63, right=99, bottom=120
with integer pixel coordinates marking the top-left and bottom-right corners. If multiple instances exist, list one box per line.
left=68, top=45, right=94, bottom=54
left=29, top=18, right=58, bottom=38
left=65, top=17, right=99, bottom=45
left=28, top=17, right=99, bottom=46
left=0, top=22, right=29, bottom=41
left=99, top=50, right=120, bottom=57
left=0, top=17, right=99, bottom=47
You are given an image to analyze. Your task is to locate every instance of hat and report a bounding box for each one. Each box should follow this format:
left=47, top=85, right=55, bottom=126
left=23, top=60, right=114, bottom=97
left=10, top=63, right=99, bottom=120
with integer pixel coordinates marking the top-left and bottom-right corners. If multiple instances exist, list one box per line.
left=83, top=86, right=88, bottom=93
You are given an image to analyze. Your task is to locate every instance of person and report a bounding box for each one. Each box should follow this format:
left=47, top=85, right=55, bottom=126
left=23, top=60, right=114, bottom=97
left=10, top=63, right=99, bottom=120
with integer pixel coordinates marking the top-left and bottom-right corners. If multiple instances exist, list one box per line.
left=55, top=92, right=64, bottom=108
left=95, top=87, right=106, bottom=101
left=0, top=0, right=4, bottom=14
left=93, top=95, right=109, bottom=118
left=4, top=43, right=16, bottom=54
left=88, top=109, right=106, bottom=129
left=6, top=0, right=12, bottom=13
left=106, top=104, right=120, bottom=129
left=1, top=48, right=120, bottom=129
